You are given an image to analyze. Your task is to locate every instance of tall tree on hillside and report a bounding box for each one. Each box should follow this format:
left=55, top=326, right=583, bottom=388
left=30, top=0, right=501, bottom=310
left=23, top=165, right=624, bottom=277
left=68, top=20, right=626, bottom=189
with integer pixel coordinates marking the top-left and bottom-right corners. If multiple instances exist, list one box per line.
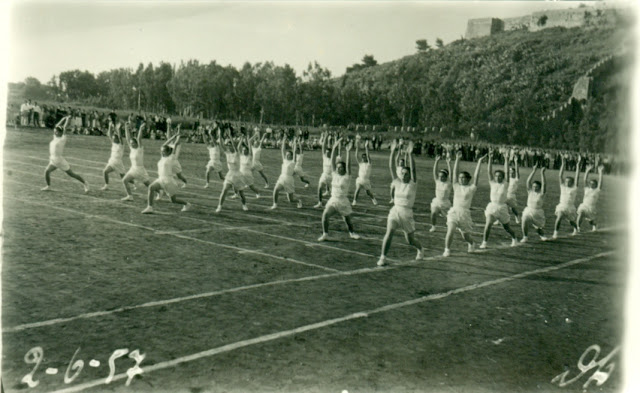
left=416, top=39, right=430, bottom=53
left=436, top=38, right=444, bottom=48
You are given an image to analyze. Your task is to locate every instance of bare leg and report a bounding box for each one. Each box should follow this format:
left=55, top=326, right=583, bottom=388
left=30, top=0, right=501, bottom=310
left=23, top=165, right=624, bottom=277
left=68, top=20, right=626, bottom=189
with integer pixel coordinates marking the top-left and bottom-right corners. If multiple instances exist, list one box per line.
left=103, top=166, right=114, bottom=185
left=170, top=195, right=187, bottom=206
left=218, top=184, right=232, bottom=207
left=405, top=232, right=423, bottom=250
left=381, top=228, right=394, bottom=257
left=343, top=215, right=356, bottom=233
left=353, top=185, right=362, bottom=203
left=176, top=172, right=187, bottom=184
left=65, top=169, right=86, bottom=185
left=218, top=171, right=225, bottom=180
left=445, top=225, right=455, bottom=250
left=122, top=174, right=135, bottom=197
left=258, top=170, right=268, bottom=185
left=482, top=218, right=493, bottom=243
left=502, top=223, right=517, bottom=239
left=44, top=164, right=56, bottom=186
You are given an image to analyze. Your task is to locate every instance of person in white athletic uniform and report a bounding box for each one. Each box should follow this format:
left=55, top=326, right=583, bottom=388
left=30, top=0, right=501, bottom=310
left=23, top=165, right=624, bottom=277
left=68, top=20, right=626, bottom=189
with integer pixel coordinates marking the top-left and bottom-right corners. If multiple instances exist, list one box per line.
left=293, top=138, right=311, bottom=189
left=270, top=136, right=303, bottom=210
left=142, top=134, right=191, bottom=214
left=250, top=130, right=269, bottom=188
left=520, top=164, right=548, bottom=242
left=41, top=116, right=90, bottom=192
left=553, top=155, right=581, bottom=238
left=443, top=151, right=486, bottom=257
left=239, top=135, right=263, bottom=197
left=121, top=121, right=151, bottom=201
left=377, top=140, right=423, bottom=266
left=352, top=138, right=378, bottom=206
left=480, top=149, right=518, bottom=249
left=429, top=153, right=452, bottom=232
left=216, top=132, right=249, bottom=212
left=577, top=163, right=604, bottom=232
left=204, top=125, right=225, bottom=188
left=318, top=138, right=361, bottom=242
left=506, top=156, right=521, bottom=223
left=314, top=132, right=333, bottom=208
left=168, top=123, right=188, bottom=187
left=100, top=122, right=126, bottom=190
left=389, top=142, right=406, bottom=204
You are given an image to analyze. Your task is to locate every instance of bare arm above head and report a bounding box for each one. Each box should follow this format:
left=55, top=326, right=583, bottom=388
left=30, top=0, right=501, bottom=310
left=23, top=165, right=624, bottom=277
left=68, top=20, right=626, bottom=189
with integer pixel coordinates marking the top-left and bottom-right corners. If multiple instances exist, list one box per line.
left=137, top=122, right=145, bottom=147
left=433, top=155, right=441, bottom=182
left=541, top=167, right=547, bottom=194
left=452, top=150, right=462, bottom=184
left=575, top=155, right=582, bottom=188
left=474, top=154, right=487, bottom=187
left=389, top=139, right=398, bottom=181
left=526, top=164, right=537, bottom=191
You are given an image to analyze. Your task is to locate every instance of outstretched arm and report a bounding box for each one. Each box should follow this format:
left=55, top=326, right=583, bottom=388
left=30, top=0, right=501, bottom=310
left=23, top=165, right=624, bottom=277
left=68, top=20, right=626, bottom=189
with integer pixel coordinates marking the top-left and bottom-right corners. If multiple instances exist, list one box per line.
left=575, top=155, right=582, bottom=188
left=345, top=141, right=352, bottom=176
left=331, top=138, right=342, bottom=172
left=514, top=152, right=520, bottom=179
left=559, top=156, right=566, bottom=187
left=446, top=153, right=453, bottom=184
left=526, top=164, right=537, bottom=191
left=389, top=140, right=398, bottom=180
left=280, top=136, right=286, bottom=160
left=487, top=149, right=494, bottom=182
left=433, top=155, right=441, bottom=182
left=474, top=154, right=487, bottom=187
left=124, top=122, right=133, bottom=148
left=365, top=140, right=371, bottom=164
left=355, top=141, right=361, bottom=164
left=259, top=133, right=268, bottom=148
left=541, top=167, right=547, bottom=194
left=584, top=164, right=593, bottom=188
left=597, top=165, right=604, bottom=190
left=504, top=149, right=510, bottom=184
left=452, top=151, right=461, bottom=184
left=408, top=141, right=416, bottom=182
left=136, top=122, right=145, bottom=147
left=54, top=116, right=70, bottom=134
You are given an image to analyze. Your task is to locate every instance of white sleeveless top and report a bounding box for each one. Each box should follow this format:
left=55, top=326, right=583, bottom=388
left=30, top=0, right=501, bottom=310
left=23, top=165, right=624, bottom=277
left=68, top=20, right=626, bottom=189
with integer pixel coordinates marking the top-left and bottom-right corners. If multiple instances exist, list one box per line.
left=130, top=147, right=144, bottom=167
left=158, top=156, right=175, bottom=179
left=434, top=180, right=451, bottom=200
left=252, top=146, right=262, bottom=164
left=507, top=178, right=519, bottom=199
left=226, top=152, right=240, bottom=173
left=452, top=183, right=476, bottom=210
left=49, top=135, right=66, bottom=158
left=322, top=156, right=332, bottom=174
left=393, top=179, right=417, bottom=209
left=559, top=185, right=578, bottom=206
left=526, top=190, right=544, bottom=210
left=281, top=159, right=295, bottom=177
left=489, top=181, right=508, bottom=204
left=358, top=162, right=372, bottom=180
left=331, top=173, right=350, bottom=198
left=240, top=154, right=252, bottom=172
left=295, top=153, right=304, bottom=169
left=110, top=143, right=124, bottom=161
left=582, top=187, right=600, bottom=208
left=208, top=146, right=221, bottom=162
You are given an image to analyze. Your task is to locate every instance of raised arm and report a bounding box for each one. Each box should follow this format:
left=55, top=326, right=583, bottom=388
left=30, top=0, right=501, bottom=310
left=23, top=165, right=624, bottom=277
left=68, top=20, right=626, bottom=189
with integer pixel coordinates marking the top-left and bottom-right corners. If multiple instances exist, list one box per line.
left=331, top=137, right=342, bottom=172
left=162, top=133, right=179, bottom=148
left=597, top=165, right=604, bottom=190
left=321, top=132, right=328, bottom=155
left=364, top=139, right=371, bottom=164
left=487, top=149, right=494, bottom=182
left=559, top=155, right=566, bottom=187
left=280, top=136, right=286, bottom=161
left=541, top=167, right=547, bottom=194
left=124, top=122, right=133, bottom=148
left=504, top=149, right=510, bottom=184
left=54, top=115, right=70, bottom=134
left=389, top=140, right=398, bottom=180
left=259, top=133, right=268, bottom=148
left=446, top=153, right=453, bottom=184
left=292, top=137, right=298, bottom=162
left=452, top=150, right=461, bottom=184
left=136, top=122, right=145, bottom=147
left=514, top=151, right=520, bottom=179
left=408, top=141, right=416, bottom=182
left=575, top=155, right=582, bottom=188
left=433, top=155, right=441, bottom=182
left=355, top=141, right=361, bottom=164
left=583, top=164, right=593, bottom=188
left=526, top=164, right=537, bottom=191
left=345, top=141, right=352, bottom=176
left=474, top=154, right=487, bottom=187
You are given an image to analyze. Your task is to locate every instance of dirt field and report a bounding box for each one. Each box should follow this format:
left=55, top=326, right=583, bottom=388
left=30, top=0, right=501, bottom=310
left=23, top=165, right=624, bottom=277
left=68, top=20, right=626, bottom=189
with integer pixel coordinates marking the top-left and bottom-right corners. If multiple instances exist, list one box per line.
left=2, top=128, right=627, bottom=393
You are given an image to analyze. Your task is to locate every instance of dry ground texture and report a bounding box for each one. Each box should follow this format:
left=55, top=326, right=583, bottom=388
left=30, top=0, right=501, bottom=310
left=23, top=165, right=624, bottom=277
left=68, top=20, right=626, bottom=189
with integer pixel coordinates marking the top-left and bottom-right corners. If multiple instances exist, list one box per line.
left=2, top=128, right=628, bottom=393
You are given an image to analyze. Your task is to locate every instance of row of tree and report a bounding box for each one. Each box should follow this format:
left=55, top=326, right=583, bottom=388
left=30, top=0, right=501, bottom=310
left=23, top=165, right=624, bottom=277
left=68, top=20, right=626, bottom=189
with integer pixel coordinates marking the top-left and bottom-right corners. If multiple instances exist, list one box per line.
left=13, top=22, right=630, bottom=153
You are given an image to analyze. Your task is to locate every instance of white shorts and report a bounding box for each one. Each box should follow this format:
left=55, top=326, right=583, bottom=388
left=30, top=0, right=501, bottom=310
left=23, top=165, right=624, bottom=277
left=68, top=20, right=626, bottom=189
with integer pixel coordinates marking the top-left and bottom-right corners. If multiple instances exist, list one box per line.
left=355, top=177, right=372, bottom=191
left=522, top=207, right=546, bottom=228
left=387, top=206, right=415, bottom=234
left=125, top=166, right=150, bottom=183
left=206, top=160, right=223, bottom=172
left=485, top=202, right=510, bottom=225
left=555, top=203, right=577, bottom=222
left=154, top=177, right=179, bottom=197
left=293, top=167, right=307, bottom=178
left=107, top=158, right=126, bottom=175
left=447, top=207, right=474, bottom=233
left=252, top=161, right=264, bottom=172
left=430, top=197, right=452, bottom=216
left=325, top=196, right=353, bottom=217
left=319, top=172, right=332, bottom=186
left=276, top=174, right=295, bottom=194
left=241, top=170, right=255, bottom=186
left=49, top=156, right=70, bottom=171
left=224, top=171, right=247, bottom=190
left=506, top=196, right=518, bottom=209
left=577, top=203, right=597, bottom=220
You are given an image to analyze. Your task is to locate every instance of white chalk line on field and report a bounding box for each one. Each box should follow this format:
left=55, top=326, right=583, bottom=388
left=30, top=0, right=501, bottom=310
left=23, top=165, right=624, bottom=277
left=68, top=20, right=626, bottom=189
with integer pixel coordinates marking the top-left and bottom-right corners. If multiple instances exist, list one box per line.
left=4, top=192, right=340, bottom=274
left=4, top=187, right=620, bottom=333
left=44, top=250, right=615, bottom=393
left=6, top=162, right=393, bottom=261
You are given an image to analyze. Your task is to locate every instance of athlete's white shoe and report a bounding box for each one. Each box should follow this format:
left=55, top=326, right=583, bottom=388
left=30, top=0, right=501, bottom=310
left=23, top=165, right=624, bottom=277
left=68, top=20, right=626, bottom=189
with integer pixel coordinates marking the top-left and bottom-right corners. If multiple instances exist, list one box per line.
left=479, top=241, right=488, bottom=249
left=181, top=183, right=187, bottom=189
left=269, top=204, right=278, bottom=210
left=41, top=185, right=51, bottom=191
left=540, top=235, right=549, bottom=241
left=255, top=194, right=261, bottom=199
left=181, top=203, right=192, bottom=212
left=83, top=183, right=90, bottom=193
left=443, top=248, right=451, bottom=257
left=571, top=228, right=578, bottom=236
left=297, top=200, right=303, bottom=209
left=141, top=206, right=154, bottom=214
left=242, top=204, right=249, bottom=211
left=429, top=225, right=436, bottom=233
left=121, top=195, right=134, bottom=201
left=204, top=183, right=209, bottom=189
left=468, top=243, right=476, bottom=253
left=349, top=232, right=361, bottom=240
left=372, top=198, right=378, bottom=206
left=318, top=233, right=329, bottom=242
left=520, top=236, right=528, bottom=243
left=377, top=256, right=387, bottom=266
left=263, top=184, right=270, bottom=189
left=313, top=202, right=323, bottom=209
left=100, top=184, right=109, bottom=191
left=351, top=200, right=357, bottom=206
left=592, top=225, right=598, bottom=232
left=230, top=194, right=238, bottom=199
left=416, top=248, right=424, bottom=260
left=304, top=183, right=310, bottom=189
left=515, top=216, right=521, bottom=224
left=552, top=231, right=559, bottom=239
left=215, top=205, right=222, bottom=213
left=510, top=238, right=518, bottom=247
left=389, top=199, right=394, bottom=204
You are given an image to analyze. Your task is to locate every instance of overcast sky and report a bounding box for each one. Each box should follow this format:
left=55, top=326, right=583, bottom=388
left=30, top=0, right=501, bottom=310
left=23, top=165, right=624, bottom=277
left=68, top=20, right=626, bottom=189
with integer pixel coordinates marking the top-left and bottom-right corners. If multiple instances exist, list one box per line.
left=5, top=0, right=601, bottom=83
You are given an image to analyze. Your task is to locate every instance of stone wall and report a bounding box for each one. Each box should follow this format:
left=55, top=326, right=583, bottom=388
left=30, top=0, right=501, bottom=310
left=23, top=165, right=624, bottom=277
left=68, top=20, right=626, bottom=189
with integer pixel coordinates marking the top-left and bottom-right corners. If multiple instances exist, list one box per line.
left=465, top=18, right=504, bottom=39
